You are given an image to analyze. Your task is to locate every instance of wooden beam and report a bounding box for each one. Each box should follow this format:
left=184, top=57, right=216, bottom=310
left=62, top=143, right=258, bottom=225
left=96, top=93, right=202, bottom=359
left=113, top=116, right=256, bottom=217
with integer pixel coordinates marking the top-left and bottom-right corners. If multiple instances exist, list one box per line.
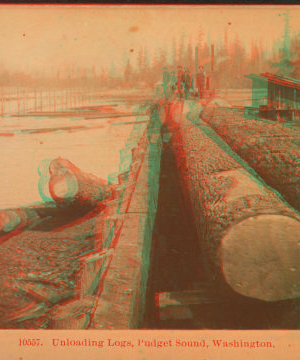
left=157, top=286, right=235, bottom=321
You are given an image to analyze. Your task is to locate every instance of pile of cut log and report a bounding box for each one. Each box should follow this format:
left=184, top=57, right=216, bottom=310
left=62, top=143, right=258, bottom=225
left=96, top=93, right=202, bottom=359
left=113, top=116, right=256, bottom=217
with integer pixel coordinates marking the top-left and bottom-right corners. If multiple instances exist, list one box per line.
left=0, top=157, right=129, bottom=328
left=168, top=103, right=300, bottom=302
left=201, top=106, right=300, bottom=212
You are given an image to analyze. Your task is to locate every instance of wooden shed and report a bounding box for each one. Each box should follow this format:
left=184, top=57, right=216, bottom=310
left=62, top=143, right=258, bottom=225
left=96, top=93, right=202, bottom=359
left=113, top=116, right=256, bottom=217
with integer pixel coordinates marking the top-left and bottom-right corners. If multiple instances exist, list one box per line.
left=245, top=72, right=300, bottom=121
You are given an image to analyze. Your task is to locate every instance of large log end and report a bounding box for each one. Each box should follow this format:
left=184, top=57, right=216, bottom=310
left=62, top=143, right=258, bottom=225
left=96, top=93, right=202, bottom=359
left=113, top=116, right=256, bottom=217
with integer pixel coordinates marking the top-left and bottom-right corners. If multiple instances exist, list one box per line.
left=48, top=158, right=107, bottom=209
left=49, top=170, right=79, bottom=207
left=0, top=210, right=21, bottom=233
left=221, top=215, right=300, bottom=302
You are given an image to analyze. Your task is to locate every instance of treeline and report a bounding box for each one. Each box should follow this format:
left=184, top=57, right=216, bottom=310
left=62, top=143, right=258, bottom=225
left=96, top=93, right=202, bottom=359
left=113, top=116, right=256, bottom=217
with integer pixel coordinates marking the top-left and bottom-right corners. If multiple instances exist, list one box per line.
left=103, top=26, right=300, bottom=90
left=0, top=67, right=103, bottom=89
left=0, top=22, right=299, bottom=90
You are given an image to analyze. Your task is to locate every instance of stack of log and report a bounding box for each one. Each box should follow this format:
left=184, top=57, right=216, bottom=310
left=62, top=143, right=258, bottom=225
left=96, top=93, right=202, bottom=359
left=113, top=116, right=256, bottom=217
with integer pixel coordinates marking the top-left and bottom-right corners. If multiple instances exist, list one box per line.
left=0, top=159, right=112, bottom=237
left=0, top=209, right=99, bottom=328
left=168, top=105, right=300, bottom=302
left=0, top=158, right=120, bottom=328
left=201, top=105, right=300, bottom=212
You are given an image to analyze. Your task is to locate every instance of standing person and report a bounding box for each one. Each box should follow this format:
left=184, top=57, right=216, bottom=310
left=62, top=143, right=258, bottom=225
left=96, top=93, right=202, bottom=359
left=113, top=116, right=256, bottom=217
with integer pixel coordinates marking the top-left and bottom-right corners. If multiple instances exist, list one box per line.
left=183, top=67, right=192, bottom=100
left=177, top=66, right=184, bottom=99
left=162, top=66, right=170, bottom=99
left=169, top=71, right=177, bottom=97
left=196, top=66, right=205, bottom=99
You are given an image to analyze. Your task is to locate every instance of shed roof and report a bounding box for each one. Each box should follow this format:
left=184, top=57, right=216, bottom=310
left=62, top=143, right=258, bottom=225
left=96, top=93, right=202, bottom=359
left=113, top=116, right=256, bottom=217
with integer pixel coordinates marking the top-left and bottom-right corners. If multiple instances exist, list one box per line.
left=245, top=72, right=300, bottom=90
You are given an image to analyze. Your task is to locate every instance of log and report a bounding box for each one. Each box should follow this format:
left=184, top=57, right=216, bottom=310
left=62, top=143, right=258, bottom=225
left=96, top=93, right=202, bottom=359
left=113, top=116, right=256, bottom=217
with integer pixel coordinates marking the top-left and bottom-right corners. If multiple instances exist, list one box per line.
left=0, top=208, right=39, bottom=235
left=47, top=158, right=109, bottom=209
left=0, top=198, right=101, bottom=236
left=201, top=105, right=300, bottom=212
left=0, top=210, right=22, bottom=233
left=169, top=113, right=300, bottom=302
left=157, top=284, right=235, bottom=321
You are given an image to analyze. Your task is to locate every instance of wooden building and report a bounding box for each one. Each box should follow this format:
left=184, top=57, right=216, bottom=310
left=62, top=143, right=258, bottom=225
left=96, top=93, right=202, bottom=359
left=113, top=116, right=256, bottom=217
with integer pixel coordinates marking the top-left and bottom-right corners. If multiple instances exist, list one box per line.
left=245, top=72, right=300, bottom=121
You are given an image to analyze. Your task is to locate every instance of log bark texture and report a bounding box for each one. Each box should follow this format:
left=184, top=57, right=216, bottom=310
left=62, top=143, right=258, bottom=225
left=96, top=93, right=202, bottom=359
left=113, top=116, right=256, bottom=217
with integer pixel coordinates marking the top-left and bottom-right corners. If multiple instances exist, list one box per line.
left=47, top=158, right=109, bottom=210
left=201, top=105, right=300, bottom=212
left=169, top=103, right=300, bottom=301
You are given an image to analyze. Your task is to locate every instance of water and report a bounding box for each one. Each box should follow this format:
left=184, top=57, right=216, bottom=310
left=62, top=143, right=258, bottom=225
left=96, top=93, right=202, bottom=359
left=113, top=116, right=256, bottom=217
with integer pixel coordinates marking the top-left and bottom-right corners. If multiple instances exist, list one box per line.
left=0, top=91, right=149, bottom=209
left=0, top=88, right=252, bottom=209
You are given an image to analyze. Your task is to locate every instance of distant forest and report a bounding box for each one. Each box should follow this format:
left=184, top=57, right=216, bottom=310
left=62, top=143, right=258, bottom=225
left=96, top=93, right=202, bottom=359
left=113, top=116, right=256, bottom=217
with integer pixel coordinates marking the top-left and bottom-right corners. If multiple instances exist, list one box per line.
left=1, top=16, right=300, bottom=90
left=104, top=21, right=300, bottom=90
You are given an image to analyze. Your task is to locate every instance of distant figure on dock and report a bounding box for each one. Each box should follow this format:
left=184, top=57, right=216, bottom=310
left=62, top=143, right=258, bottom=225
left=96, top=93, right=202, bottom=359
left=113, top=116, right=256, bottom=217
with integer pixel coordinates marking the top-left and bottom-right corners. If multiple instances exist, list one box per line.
left=183, top=67, right=192, bottom=100
left=206, top=76, right=210, bottom=92
left=170, top=71, right=177, bottom=97
left=196, top=66, right=205, bottom=99
left=177, top=66, right=184, bottom=99
left=162, top=66, right=170, bottom=99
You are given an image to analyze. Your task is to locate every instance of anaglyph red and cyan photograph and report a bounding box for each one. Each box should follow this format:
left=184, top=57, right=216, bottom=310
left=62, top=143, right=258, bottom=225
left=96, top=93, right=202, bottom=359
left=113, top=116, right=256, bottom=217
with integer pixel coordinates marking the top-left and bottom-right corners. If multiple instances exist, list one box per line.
left=0, top=5, right=299, bottom=332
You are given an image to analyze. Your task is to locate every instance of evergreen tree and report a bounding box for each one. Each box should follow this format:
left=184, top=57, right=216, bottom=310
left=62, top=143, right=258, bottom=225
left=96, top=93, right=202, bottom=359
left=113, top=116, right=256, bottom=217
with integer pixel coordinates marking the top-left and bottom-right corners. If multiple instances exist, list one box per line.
left=138, top=46, right=144, bottom=82
left=124, top=59, right=133, bottom=84
left=109, top=61, right=116, bottom=79
left=151, top=46, right=160, bottom=82
left=290, top=34, right=300, bottom=79
left=178, top=31, right=187, bottom=67
left=224, top=28, right=229, bottom=55
left=142, top=46, right=151, bottom=83
left=200, top=41, right=210, bottom=73
left=100, top=66, right=107, bottom=87
left=159, top=42, right=168, bottom=68
left=232, top=35, right=245, bottom=87
left=282, top=11, right=291, bottom=59
left=171, top=37, right=177, bottom=67
left=186, top=37, right=194, bottom=72
left=250, top=40, right=260, bottom=74
left=270, top=11, right=294, bottom=76
left=91, top=65, right=96, bottom=79
left=197, top=26, right=204, bottom=65
left=108, top=61, right=117, bottom=87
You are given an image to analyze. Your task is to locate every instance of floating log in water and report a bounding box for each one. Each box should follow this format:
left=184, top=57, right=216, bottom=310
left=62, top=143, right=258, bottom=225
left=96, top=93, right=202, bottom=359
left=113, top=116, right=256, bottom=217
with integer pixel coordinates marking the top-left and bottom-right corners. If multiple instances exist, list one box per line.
left=169, top=108, right=300, bottom=302
left=47, top=158, right=110, bottom=210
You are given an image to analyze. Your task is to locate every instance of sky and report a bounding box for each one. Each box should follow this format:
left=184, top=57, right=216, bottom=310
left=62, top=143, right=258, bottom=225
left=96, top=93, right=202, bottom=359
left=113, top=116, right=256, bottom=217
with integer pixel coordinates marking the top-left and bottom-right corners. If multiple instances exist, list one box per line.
left=0, top=5, right=300, bottom=77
